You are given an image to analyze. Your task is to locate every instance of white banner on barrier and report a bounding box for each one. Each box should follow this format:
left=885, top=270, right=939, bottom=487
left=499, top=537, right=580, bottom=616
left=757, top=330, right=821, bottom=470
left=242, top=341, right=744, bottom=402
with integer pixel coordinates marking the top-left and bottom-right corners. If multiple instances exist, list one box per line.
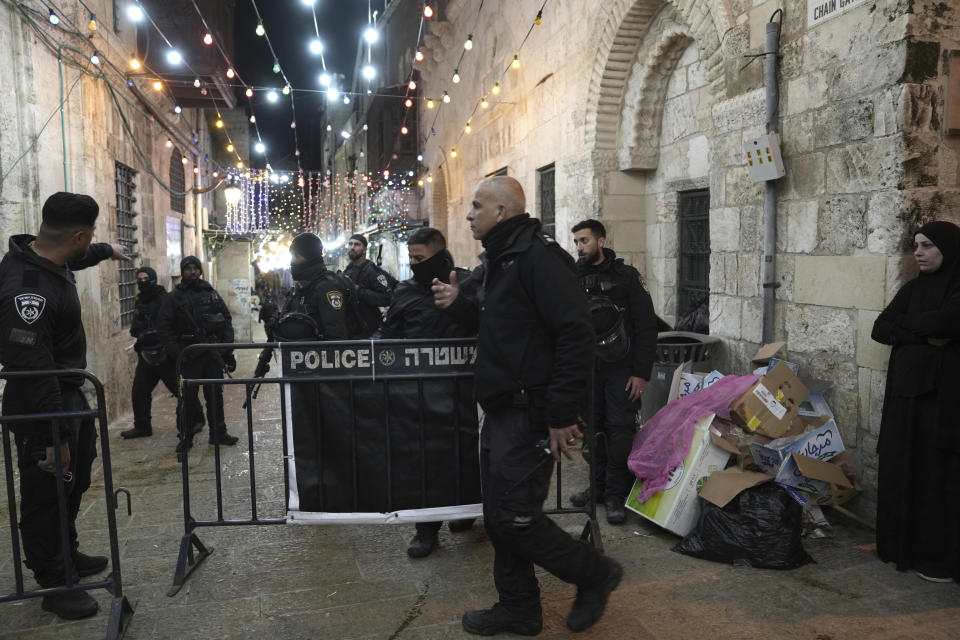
left=287, top=504, right=483, bottom=525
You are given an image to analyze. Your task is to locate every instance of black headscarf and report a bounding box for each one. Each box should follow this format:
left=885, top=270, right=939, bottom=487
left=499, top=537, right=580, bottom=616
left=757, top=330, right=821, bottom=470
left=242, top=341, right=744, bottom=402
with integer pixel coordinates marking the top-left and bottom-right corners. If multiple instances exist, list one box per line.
left=908, top=220, right=960, bottom=313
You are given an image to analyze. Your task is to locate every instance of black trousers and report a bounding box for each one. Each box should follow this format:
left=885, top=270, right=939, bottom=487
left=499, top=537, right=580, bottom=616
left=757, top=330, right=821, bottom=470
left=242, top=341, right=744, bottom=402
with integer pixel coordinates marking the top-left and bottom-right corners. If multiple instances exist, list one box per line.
left=6, top=387, right=97, bottom=587
left=481, top=406, right=609, bottom=616
left=131, top=357, right=203, bottom=431
left=589, top=365, right=640, bottom=500
left=179, top=355, right=226, bottom=435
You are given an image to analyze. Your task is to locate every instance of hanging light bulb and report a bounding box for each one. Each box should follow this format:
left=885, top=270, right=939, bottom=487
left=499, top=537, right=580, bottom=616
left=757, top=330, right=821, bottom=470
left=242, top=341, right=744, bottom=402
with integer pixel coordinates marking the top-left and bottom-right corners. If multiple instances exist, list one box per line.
left=464, top=34, right=473, bottom=50
left=364, top=27, right=378, bottom=44
left=203, top=33, right=213, bottom=45
left=129, top=57, right=141, bottom=70
left=418, top=179, right=424, bottom=186
left=255, top=142, right=266, bottom=154
left=408, top=80, right=417, bottom=91
left=212, top=170, right=219, bottom=178
left=88, top=13, right=98, bottom=31
left=512, top=55, right=520, bottom=69
left=328, top=87, right=340, bottom=101
left=245, top=88, right=253, bottom=98
left=226, top=143, right=234, bottom=152
left=215, top=119, right=224, bottom=128
left=427, top=175, right=433, bottom=183
left=193, top=78, right=201, bottom=88
left=255, top=23, right=265, bottom=36
left=340, top=130, right=351, bottom=139
left=89, top=53, right=100, bottom=65
left=319, top=73, right=331, bottom=87
left=165, top=138, right=173, bottom=148
left=282, top=84, right=291, bottom=95
left=426, top=99, right=435, bottom=109
left=481, top=97, right=489, bottom=109
left=343, top=95, right=350, bottom=104
left=401, top=126, right=408, bottom=135
left=450, top=148, right=457, bottom=158
left=174, top=105, right=182, bottom=114
left=535, top=10, right=543, bottom=25
left=181, top=156, right=188, bottom=165
left=152, top=80, right=163, bottom=91
left=405, top=98, right=413, bottom=108
left=442, top=91, right=450, bottom=103
left=201, top=88, right=207, bottom=95
left=423, top=4, right=433, bottom=18
left=48, top=9, right=61, bottom=25
left=267, top=90, right=278, bottom=102
left=362, top=64, right=376, bottom=81
left=226, top=68, right=235, bottom=79
left=291, top=121, right=297, bottom=128
left=298, top=176, right=305, bottom=188
left=363, top=124, right=368, bottom=130
left=415, top=50, right=424, bottom=62
left=166, top=50, right=182, bottom=65
left=452, top=69, right=460, bottom=84
left=492, top=82, right=501, bottom=95
left=127, top=5, right=144, bottom=21
left=309, top=39, right=323, bottom=55
left=272, top=62, right=280, bottom=74
left=464, top=122, right=471, bottom=133
left=250, top=115, right=256, bottom=123
left=417, top=154, right=423, bottom=162
left=193, top=166, right=200, bottom=174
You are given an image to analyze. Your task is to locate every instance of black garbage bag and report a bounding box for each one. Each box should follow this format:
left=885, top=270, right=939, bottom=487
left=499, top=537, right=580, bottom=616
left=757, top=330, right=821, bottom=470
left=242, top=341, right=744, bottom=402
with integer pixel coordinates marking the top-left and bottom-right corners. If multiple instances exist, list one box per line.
left=672, top=483, right=812, bottom=569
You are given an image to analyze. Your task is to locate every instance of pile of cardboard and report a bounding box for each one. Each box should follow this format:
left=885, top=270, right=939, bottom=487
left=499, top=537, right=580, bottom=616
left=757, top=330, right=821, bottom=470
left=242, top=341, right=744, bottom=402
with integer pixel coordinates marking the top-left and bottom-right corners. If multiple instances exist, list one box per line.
left=625, top=343, right=859, bottom=537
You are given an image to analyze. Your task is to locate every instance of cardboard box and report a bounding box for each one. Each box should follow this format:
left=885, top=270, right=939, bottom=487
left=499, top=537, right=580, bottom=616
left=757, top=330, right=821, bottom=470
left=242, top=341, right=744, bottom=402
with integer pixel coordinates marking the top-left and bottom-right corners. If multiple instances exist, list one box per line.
left=748, top=421, right=853, bottom=496
left=751, top=341, right=786, bottom=365
left=698, top=468, right=773, bottom=508
left=767, top=357, right=800, bottom=375
left=625, top=415, right=732, bottom=536
left=677, top=372, right=703, bottom=398
left=729, top=361, right=810, bottom=438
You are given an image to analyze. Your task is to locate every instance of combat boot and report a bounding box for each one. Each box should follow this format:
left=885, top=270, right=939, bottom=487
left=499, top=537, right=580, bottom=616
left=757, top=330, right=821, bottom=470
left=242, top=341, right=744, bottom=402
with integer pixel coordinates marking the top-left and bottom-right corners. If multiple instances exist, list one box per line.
left=566, top=558, right=623, bottom=632
left=462, top=604, right=542, bottom=636
left=72, top=551, right=108, bottom=577
left=120, top=424, right=152, bottom=439
left=209, top=427, right=239, bottom=446
left=407, top=529, right=438, bottom=558
left=41, top=589, right=99, bottom=620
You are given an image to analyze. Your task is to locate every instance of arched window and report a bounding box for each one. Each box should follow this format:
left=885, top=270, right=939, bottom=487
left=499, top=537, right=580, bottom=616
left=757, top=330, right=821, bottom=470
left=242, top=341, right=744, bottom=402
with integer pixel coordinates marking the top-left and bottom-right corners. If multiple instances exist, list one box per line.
left=169, top=148, right=185, bottom=213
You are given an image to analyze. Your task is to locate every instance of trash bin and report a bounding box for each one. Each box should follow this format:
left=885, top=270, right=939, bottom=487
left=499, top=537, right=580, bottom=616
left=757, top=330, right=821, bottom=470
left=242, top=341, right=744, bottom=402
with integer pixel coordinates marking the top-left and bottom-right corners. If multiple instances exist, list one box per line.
left=641, top=331, right=722, bottom=424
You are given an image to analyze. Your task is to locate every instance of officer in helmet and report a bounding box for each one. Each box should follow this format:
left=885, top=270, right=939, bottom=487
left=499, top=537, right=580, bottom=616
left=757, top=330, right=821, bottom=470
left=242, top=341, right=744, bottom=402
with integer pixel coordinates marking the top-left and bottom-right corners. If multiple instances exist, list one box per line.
left=122, top=266, right=204, bottom=439
left=570, top=219, right=657, bottom=524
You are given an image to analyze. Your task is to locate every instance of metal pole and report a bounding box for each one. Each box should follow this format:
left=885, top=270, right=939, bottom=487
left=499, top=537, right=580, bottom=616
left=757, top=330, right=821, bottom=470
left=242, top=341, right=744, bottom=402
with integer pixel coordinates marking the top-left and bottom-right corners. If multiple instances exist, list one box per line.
left=761, top=13, right=782, bottom=344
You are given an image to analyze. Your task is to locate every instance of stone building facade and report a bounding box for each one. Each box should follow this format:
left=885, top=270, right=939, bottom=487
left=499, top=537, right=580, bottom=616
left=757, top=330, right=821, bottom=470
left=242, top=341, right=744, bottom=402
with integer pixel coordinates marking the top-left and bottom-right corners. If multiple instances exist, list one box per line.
left=0, top=0, right=233, bottom=417
left=415, top=0, right=960, bottom=519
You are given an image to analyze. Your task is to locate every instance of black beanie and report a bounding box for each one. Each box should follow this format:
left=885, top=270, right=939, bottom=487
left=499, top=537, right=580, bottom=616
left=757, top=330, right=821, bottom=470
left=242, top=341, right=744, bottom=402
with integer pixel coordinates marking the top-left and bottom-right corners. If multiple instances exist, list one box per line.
left=349, top=233, right=368, bottom=248
left=42, top=192, right=99, bottom=229
left=180, top=256, right=202, bottom=272
left=290, top=233, right=325, bottom=261
left=136, top=266, right=158, bottom=283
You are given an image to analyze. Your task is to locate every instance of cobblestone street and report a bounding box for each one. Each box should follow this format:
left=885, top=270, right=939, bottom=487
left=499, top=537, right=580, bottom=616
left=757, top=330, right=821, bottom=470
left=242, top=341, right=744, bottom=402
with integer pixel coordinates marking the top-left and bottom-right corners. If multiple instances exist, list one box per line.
left=1, top=328, right=959, bottom=639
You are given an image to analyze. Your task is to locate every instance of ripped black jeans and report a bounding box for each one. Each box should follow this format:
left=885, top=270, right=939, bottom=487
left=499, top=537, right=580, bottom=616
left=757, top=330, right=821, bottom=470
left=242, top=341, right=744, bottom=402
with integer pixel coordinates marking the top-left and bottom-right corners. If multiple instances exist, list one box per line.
left=481, top=406, right=609, bottom=617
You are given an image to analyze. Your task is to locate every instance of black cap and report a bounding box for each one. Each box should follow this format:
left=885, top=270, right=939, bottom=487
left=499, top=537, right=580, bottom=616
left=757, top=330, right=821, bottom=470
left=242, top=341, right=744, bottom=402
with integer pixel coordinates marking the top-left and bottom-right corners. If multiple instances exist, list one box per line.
left=290, top=233, right=325, bottom=261
left=136, top=266, right=158, bottom=283
left=180, top=256, right=202, bottom=272
left=349, top=233, right=368, bottom=248
left=41, top=192, right=99, bottom=229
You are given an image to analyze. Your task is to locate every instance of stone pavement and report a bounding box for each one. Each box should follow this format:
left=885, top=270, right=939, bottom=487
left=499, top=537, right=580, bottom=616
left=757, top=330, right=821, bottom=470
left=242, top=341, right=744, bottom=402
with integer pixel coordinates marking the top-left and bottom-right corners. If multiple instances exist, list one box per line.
left=1, top=322, right=959, bottom=639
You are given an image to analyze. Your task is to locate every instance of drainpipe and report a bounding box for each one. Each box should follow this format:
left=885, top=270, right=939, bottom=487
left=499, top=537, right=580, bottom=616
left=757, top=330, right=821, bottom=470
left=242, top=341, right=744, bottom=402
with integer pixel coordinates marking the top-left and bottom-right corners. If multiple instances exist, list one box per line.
left=761, top=11, right=783, bottom=344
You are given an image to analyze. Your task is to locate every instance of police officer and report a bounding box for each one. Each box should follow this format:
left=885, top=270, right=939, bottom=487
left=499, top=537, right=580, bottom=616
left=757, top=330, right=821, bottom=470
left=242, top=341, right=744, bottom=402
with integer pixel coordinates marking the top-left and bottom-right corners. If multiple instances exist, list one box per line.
left=0, top=192, right=129, bottom=619
left=374, top=227, right=476, bottom=559
left=343, top=233, right=396, bottom=337
left=570, top=219, right=657, bottom=525
left=121, top=267, right=204, bottom=439
left=434, top=177, right=622, bottom=636
left=157, top=256, right=238, bottom=457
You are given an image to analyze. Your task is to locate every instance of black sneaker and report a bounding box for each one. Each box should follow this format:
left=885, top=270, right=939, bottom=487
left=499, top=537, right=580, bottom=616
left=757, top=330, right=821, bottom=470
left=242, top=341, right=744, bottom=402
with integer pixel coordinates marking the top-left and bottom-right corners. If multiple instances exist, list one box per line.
left=566, top=559, right=623, bottom=632
left=209, top=429, right=239, bottom=446
left=407, top=532, right=438, bottom=558
left=448, top=518, right=476, bottom=533
left=72, top=551, right=108, bottom=577
left=41, top=589, right=99, bottom=620
left=120, top=426, right=152, bottom=439
left=570, top=488, right=603, bottom=508
left=604, top=497, right=627, bottom=525
left=462, top=604, right=542, bottom=636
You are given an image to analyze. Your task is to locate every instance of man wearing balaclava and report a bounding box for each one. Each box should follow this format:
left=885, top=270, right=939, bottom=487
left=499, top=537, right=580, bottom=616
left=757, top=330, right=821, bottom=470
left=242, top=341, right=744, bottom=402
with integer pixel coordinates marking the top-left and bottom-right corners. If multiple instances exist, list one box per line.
left=157, top=256, right=238, bottom=458
left=122, top=267, right=204, bottom=439
left=374, top=227, right=478, bottom=558
left=343, top=233, right=397, bottom=337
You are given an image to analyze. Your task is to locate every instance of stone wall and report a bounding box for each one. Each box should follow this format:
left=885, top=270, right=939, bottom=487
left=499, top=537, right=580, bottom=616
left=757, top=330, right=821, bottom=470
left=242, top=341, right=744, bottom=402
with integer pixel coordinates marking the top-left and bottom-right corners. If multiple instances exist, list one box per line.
left=416, top=0, right=960, bottom=519
left=0, top=1, right=220, bottom=419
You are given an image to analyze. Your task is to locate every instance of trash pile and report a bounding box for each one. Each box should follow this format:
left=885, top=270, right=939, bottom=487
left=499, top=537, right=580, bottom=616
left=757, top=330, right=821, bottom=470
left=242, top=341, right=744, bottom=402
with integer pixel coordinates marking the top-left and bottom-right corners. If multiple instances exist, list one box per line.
left=625, top=342, right=860, bottom=569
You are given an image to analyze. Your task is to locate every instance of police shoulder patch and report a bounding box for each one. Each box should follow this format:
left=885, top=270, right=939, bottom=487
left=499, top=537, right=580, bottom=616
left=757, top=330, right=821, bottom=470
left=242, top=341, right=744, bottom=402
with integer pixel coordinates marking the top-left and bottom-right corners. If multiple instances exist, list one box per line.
left=14, top=293, right=46, bottom=324
left=326, top=290, right=344, bottom=310
left=377, top=274, right=389, bottom=288
left=638, top=274, right=650, bottom=294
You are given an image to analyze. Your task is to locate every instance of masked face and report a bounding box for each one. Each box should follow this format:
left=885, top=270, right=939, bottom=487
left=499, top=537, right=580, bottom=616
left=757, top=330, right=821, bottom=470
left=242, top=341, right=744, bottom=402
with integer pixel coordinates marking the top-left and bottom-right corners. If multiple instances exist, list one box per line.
left=409, top=244, right=451, bottom=286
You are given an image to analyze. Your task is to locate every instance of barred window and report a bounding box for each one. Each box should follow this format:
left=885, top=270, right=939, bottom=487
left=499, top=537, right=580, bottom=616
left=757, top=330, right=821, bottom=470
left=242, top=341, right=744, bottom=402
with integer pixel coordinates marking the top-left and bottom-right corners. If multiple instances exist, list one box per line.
left=537, top=163, right=555, bottom=237
left=169, top=148, right=185, bottom=213
left=115, top=162, right=139, bottom=327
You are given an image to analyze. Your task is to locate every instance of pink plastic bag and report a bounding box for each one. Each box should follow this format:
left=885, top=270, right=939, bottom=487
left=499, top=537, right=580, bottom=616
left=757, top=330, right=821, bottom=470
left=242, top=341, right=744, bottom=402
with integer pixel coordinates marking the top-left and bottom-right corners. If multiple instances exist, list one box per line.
left=627, top=374, right=760, bottom=503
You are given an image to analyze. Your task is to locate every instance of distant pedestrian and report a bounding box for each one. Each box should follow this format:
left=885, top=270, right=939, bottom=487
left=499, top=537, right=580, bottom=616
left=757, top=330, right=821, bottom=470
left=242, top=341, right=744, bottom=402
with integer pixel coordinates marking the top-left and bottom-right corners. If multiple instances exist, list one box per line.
left=343, top=233, right=396, bottom=337
left=435, top=176, right=622, bottom=635
left=872, top=220, right=960, bottom=584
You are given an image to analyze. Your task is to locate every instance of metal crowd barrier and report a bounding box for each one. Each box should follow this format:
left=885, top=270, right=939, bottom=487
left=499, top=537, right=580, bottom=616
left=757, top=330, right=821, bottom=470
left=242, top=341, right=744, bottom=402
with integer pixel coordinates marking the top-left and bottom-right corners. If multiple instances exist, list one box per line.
left=168, top=340, right=601, bottom=597
left=0, top=369, right=135, bottom=639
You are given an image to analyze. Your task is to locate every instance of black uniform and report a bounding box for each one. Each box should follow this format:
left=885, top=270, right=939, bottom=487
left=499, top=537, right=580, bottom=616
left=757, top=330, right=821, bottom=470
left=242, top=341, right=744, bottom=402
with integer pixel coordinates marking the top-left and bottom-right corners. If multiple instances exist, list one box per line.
left=376, top=261, right=476, bottom=545
left=343, top=259, right=396, bottom=337
left=0, top=235, right=113, bottom=587
left=446, top=215, right=613, bottom=618
left=128, top=279, right=203, bottom=436
left=578, top=247, right=658, bottom=502
left=157, top=278, right=234, bottom=441
left=271, top=260, right=354, bottom=341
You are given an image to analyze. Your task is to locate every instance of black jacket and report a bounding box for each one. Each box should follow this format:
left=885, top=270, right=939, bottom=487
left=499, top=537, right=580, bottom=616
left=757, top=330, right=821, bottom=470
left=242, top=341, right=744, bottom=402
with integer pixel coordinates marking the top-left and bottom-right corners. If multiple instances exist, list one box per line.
left=273, top=261, right=355, bottom=340
left=577, top=248, right=658, bottom=379
left=129, top=283, right=167, bottom=351
left=375, top=267, right=475, bottom=339
left=0, top=235, right=114, bottom=423
left=447, top=216, right=594, bottom=429
left=157, top=278, right=234, bottom=359
left=343, top=259, right=396, bottom=337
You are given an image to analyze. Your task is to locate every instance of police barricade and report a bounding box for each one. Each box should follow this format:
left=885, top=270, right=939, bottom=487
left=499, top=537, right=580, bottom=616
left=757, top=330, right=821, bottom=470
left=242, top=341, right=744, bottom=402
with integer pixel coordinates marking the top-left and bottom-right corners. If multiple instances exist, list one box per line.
left=0, top=369, right=135, bottom=639
left=169, top=340, right=601, bottom=596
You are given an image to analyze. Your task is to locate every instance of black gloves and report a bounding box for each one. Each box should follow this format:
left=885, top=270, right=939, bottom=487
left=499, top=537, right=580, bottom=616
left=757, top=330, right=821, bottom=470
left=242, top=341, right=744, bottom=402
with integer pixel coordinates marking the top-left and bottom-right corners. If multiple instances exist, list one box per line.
left=223, top=351, right=237, bottom=373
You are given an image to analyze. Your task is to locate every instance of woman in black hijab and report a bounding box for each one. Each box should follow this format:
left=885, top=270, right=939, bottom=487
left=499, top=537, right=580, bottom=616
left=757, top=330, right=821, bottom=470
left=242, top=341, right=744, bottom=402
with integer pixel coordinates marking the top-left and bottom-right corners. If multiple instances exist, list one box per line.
left=872, top=220, right=960, bottom=583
